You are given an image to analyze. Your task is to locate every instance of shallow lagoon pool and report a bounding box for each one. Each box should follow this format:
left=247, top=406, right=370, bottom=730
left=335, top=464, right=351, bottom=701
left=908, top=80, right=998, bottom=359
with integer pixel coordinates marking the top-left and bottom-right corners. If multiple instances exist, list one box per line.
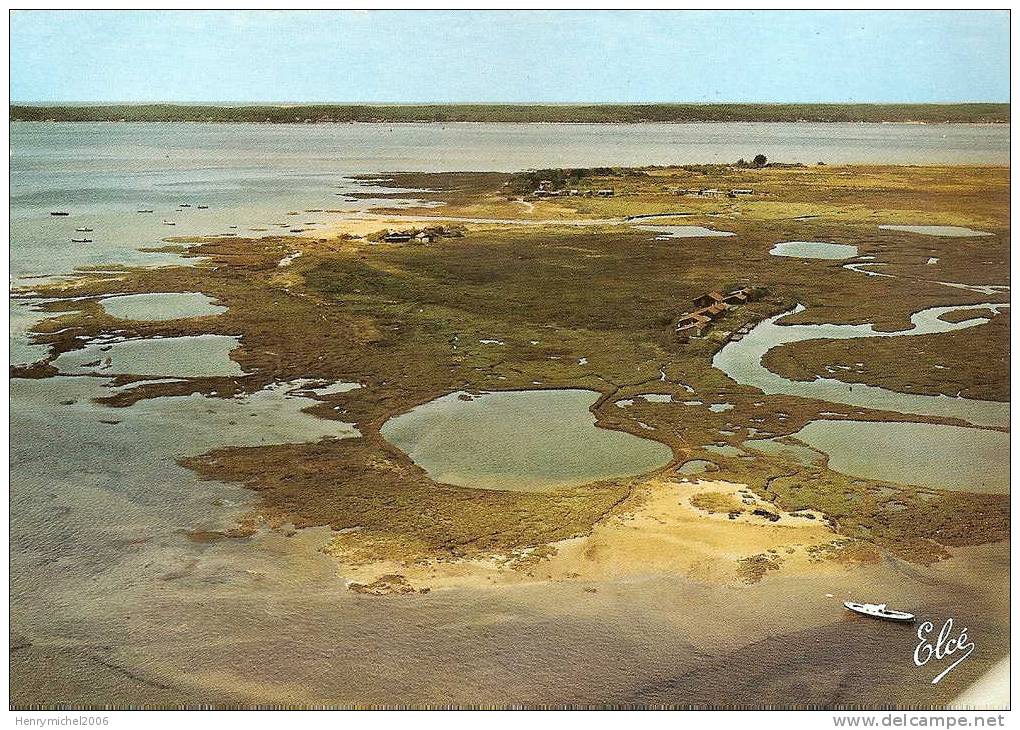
left=878, top=225, right=993, bottom=237
left=380, top=389, right=673, bottom=491
left=792, top=420, right=1008, bottom=494
left=100, top=292, right=226, bottom=321
left=770, top=241, right=858, bottom=259
left=635, top=225, right=735, bottom=239
left=53, top=334, right=244, bottom=378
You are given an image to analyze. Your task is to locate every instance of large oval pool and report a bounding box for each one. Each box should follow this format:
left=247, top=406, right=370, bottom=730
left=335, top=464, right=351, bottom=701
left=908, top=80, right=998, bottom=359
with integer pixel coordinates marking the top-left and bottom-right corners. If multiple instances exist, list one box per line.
left=380, top=389, right=673, bottom=491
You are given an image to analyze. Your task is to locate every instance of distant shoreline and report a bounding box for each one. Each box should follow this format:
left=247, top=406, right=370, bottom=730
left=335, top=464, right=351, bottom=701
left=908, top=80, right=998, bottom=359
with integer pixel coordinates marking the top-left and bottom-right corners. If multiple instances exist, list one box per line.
left=9, top=102, right=1009, bottom=124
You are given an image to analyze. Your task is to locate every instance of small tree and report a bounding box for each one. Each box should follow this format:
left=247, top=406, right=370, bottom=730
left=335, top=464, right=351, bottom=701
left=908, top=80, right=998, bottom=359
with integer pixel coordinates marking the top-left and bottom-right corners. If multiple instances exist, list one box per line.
left=752, top=154, right=767, bottom=168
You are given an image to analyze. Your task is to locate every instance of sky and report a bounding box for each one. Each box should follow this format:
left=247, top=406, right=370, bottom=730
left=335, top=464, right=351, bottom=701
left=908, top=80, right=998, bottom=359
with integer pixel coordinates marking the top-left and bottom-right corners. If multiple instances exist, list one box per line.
left=9, top=10, right=1011, bottom=104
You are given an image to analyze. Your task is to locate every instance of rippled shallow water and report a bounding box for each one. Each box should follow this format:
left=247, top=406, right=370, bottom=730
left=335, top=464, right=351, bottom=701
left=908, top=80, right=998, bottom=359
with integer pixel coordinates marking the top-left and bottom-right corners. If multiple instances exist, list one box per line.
left=380, top=389, right=673, bottom=491
left=10, top=299, right=53, bottom=365
left=10, top=371, right=359, bottom=599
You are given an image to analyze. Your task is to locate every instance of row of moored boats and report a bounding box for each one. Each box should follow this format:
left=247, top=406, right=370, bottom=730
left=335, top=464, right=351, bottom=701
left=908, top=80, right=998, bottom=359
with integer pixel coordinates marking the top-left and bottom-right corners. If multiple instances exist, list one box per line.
left=51, top=204, right=214, bottom=242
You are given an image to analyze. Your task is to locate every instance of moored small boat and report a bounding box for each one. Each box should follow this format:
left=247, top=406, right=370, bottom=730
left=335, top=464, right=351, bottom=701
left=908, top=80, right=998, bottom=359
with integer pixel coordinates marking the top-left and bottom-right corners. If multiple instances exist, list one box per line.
left=50, top=211, right=69, bottom=216
left=137, top=209, right=154, bottom=213
left=71, top=238, right=93, bottom=243
left=162, top=220, right=176, bottom=226
left=844, top=601, right=914, bottom=623
left=75, top=227, right=94, bottom=232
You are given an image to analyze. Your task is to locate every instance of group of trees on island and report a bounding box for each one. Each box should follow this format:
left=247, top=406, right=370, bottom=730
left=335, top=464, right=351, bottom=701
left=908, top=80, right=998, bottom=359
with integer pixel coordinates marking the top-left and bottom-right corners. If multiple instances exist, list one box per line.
left=735, top=154, right=769, bottom=168
left=505, top=156, right=803, bottom=194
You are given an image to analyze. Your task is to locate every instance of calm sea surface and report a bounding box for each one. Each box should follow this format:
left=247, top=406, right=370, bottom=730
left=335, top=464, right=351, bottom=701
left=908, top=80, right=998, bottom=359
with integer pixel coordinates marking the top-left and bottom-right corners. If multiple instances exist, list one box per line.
left=10, top=121, right=1008, bottom=282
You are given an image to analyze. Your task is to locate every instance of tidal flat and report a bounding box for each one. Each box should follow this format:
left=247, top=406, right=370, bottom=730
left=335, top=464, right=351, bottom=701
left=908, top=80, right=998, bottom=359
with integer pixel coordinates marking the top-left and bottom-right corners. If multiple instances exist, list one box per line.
left=10, top=159, right=1010, bottom=709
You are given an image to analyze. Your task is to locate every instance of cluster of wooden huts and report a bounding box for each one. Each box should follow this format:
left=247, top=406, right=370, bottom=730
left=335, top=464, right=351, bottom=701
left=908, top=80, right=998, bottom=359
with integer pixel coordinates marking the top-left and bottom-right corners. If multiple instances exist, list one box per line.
left=531, top=181, right=614, bottom=198
left=675, top=287, right=757, bottom=338
left=674, top=188, right=755, bottom=198
left=380, top=225, right=465, bottom=244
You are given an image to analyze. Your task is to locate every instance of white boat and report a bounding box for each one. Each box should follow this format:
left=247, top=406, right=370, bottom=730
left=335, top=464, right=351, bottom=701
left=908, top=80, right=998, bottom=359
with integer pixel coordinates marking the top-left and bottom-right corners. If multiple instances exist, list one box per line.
left=844, top=601, right=914, bottom=623
left=162, top=220, right=176, bottom=226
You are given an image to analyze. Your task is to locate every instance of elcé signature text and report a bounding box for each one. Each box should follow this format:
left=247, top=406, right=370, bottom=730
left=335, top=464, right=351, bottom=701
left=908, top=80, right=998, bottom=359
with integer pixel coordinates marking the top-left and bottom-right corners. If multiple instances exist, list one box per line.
left=913, top=618, right=974, bottom=684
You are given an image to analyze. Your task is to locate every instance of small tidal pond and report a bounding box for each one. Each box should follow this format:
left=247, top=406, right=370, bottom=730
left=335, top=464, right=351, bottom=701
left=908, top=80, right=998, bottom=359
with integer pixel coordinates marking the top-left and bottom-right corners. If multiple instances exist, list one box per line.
left=769, top=241, right=858, bottom=259
left=792, top=420, right=1009, bottom=494
left=100, top=292, right=226, bottom=321
left=635, top=225, right=735, bottom=239
left=878, top=225, right=993, bottom=237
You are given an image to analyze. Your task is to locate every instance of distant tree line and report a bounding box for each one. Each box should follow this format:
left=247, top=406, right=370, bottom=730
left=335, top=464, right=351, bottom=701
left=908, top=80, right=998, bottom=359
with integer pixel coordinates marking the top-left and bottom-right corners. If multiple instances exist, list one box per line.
left=8, top=103, right=1010, bottom=124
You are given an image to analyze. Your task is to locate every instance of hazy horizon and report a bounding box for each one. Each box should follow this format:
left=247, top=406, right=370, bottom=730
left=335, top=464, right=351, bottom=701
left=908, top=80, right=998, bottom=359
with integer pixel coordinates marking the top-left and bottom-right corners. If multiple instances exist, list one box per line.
left=10, top=100, right=1010, bottom=106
